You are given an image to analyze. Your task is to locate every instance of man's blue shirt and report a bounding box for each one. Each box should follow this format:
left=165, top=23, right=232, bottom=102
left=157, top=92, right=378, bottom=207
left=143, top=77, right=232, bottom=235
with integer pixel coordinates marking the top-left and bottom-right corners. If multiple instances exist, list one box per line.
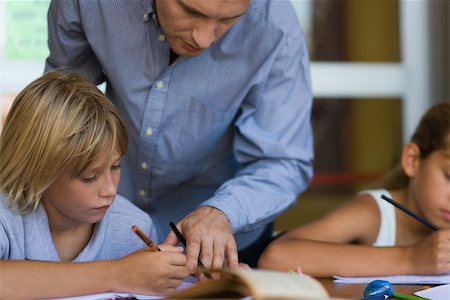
left=46, top=0, right=314, bottom=248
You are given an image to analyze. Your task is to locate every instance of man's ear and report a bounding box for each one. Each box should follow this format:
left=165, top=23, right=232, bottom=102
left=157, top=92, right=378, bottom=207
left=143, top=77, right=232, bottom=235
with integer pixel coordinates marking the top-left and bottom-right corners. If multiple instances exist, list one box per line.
left=401, top=143, right=421, bottom=177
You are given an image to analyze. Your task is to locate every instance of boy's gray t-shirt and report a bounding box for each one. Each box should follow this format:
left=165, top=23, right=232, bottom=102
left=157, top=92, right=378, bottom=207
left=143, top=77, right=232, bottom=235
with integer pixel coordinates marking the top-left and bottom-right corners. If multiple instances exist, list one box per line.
left=0, top=193, right=157, bottom=261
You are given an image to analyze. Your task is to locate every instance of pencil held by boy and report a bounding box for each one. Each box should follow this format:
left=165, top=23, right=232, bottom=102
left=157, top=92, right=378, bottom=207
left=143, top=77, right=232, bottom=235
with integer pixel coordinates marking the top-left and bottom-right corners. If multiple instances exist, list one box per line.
left=0, top=70, right=189, bottom=299
left=258, top=102, right=450, bottom=277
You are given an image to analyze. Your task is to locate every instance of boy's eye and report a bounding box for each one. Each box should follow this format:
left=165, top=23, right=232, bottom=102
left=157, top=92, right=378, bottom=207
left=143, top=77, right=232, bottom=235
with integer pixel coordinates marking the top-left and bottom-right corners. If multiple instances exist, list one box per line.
left=112, top=164, right=121, bottom=171
left=81, top=175, right=97, bottom=183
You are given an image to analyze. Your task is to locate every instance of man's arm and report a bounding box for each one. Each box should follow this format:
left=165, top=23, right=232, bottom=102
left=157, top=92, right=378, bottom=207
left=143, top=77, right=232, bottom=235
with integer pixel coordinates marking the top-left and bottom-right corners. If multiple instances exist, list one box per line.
left=166, top=24, right=313, bottom=274
left=204, top=30, right=314, bottom=233
left=45, top=0, right=105, bottom=84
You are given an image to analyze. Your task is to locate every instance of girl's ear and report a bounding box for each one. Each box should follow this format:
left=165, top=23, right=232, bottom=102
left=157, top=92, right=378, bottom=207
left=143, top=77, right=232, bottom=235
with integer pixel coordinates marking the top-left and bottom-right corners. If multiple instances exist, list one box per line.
left=401, top=143, right=421, bottom=177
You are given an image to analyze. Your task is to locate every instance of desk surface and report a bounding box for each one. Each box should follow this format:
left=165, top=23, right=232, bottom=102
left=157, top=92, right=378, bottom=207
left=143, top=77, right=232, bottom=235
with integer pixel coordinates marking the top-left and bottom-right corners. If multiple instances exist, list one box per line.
left=318, top=278, right=428, bottom=299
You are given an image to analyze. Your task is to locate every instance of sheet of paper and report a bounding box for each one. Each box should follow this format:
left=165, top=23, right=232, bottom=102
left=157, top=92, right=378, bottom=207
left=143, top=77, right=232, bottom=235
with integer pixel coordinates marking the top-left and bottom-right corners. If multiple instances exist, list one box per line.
left=49, top=280, right=196, bottom=300
left=415, top=284, right=450, bottom=300
left=333, top=274, right=450, bottom=284
left=50, top=292, right=162, bottom=300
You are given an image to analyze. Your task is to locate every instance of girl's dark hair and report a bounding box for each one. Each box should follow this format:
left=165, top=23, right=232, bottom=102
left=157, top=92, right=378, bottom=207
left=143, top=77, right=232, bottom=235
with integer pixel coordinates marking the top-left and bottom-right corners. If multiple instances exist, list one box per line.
left=380, top=102, right=450, bottom=189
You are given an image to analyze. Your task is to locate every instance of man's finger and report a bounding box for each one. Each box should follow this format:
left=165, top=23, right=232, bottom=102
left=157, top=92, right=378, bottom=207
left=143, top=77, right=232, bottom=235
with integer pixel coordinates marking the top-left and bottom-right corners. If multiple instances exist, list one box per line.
left=199, top=235, right=214, bottom=269
left=186, top=234, right=201, bottom=273
left=211, top=240, right=226, bottom=279
left=225, top=238, right=239, bottom=269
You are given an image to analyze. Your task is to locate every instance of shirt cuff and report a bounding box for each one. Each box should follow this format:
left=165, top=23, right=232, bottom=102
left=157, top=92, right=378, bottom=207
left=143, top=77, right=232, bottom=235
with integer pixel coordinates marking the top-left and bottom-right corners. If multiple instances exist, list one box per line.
left=200, top=193, right=246, bottom=233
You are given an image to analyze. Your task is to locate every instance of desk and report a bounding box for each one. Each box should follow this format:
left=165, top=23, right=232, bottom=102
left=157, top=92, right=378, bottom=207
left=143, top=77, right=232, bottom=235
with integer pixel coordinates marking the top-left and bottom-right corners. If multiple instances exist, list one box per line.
left=318, top=278, right=428, bottom=299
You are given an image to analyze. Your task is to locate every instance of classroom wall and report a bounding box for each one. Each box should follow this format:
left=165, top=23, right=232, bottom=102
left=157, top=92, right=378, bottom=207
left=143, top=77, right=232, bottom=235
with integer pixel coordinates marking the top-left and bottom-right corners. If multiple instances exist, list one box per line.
left=276, top=0, right=402, bottom=231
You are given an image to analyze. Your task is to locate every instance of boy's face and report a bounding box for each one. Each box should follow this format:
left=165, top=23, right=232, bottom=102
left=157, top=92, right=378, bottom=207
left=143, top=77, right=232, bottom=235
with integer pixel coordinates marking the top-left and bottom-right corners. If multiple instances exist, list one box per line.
left=42, top=152, right=122, bottom=227
left=156, top=0, right=249, bottom=57
left=411, top=146, right=450, bottom=229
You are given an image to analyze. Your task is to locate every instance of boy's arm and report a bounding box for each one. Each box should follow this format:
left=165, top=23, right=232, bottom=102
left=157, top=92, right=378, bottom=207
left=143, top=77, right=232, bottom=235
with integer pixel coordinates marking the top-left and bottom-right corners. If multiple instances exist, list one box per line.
left=0, top=249, right=189, bottom=299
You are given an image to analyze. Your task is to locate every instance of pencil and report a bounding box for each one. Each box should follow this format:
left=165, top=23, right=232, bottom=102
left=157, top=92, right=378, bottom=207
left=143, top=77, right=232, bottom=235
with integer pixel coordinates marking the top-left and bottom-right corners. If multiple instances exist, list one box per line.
left=380, top=194, right=438, bottom=231
left=169, top=222, right=213, bottom=279
left=132, top=225, right=161, bottom=251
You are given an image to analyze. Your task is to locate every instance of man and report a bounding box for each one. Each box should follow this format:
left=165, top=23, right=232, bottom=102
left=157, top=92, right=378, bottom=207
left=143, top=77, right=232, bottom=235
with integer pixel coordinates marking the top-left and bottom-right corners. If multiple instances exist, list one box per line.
left=46, top=0, right=313, bottom=272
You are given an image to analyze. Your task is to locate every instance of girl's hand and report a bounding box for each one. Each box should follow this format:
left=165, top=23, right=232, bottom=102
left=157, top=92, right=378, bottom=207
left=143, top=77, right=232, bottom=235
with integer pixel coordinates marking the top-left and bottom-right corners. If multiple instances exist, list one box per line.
left=406, top=229, right=450, bottom=275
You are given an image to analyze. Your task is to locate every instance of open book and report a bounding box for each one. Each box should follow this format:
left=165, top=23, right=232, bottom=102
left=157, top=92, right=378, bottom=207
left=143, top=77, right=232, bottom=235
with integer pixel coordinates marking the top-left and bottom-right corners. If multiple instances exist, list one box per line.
left=166, top=269, right=329, bottom=299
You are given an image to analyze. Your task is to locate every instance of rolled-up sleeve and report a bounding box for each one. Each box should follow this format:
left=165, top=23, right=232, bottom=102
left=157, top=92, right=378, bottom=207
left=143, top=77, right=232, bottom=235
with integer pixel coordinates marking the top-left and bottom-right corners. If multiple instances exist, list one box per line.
left=202, top=32, right=314, bottom=233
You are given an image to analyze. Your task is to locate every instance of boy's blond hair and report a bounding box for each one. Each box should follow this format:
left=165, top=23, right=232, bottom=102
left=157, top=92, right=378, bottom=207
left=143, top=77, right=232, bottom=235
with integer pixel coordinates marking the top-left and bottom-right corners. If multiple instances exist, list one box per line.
left=0, top=70, right=128, bottom=212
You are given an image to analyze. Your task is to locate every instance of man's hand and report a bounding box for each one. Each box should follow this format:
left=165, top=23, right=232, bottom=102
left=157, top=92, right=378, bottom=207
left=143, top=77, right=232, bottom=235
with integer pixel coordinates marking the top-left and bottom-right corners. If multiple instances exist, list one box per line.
left=165, top=206, right=239, bottom=277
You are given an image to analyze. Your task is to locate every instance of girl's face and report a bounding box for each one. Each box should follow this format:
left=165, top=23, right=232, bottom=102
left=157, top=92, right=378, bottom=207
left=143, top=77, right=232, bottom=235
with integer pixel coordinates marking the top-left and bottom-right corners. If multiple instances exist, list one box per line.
left=42, top=152, right=122, bottom=228
left=411, top=148, right=450, bottom=229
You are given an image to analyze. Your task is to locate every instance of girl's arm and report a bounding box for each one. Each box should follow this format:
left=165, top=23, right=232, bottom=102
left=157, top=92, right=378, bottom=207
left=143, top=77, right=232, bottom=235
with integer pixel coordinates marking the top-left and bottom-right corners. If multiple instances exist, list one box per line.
left=0, top=247, right=189, bottom=299
left=258, top=230, right=450, bottom=277
left=258, top=194, right=450, bottom=277
left=258, top=194, right=404, bottom=277
left=258, top=238, right=410, bottom=277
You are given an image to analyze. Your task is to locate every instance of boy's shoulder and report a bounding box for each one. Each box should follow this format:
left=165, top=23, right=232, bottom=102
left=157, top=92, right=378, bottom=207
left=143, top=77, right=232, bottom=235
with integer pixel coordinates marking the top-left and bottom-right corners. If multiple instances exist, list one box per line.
left=107, top=194, right=153, bottom=234
left=109, top=194, right=148, bottom=218
left=0, top=193, right=22, bottom=221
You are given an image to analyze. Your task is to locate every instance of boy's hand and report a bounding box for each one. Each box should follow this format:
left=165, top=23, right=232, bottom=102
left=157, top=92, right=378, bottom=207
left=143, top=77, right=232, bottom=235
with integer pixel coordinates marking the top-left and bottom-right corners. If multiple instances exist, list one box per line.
left=115, top=248, right=189, bottom=295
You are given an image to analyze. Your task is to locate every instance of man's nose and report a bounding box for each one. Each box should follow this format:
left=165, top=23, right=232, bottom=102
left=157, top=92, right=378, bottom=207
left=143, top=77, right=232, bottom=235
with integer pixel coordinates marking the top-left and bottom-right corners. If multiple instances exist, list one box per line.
left=192, top=19, right=217, bottom=49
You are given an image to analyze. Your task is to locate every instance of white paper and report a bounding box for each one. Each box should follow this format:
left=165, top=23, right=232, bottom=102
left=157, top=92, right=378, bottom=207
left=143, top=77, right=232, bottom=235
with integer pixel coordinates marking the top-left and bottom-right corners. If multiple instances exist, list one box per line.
left=49, top=280, right=195, bottom=300
left=50, top=292, right=162, bottom=300
left=414, top=284, right=450, bottom=300
left=333, top=274, right=450, bottom=284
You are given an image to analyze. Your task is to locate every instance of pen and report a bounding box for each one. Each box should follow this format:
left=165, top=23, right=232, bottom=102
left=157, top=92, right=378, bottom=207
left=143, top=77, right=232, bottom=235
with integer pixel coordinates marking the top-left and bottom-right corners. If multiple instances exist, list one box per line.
left=380, top=194, right=438, bottom=231
left=132, top=225, right=161, bottom=251
left=169, top=222, right=213, bottom=279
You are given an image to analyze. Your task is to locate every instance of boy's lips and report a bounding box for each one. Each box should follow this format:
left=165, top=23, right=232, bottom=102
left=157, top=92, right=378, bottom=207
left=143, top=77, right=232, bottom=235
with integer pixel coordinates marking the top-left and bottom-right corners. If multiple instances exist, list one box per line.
left=96, top=205, right=110, bottom=211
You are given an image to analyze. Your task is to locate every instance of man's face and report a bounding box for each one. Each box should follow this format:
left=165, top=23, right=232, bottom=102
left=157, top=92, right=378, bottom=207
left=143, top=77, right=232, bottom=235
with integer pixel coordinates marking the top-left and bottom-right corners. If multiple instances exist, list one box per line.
left=156, top=0, right=250, bottom=57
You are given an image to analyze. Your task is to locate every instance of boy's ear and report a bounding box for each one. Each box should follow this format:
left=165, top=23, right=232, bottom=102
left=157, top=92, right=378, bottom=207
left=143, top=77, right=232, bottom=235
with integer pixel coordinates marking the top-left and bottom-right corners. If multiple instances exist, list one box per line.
left=401, top=143, right=421, bottom=177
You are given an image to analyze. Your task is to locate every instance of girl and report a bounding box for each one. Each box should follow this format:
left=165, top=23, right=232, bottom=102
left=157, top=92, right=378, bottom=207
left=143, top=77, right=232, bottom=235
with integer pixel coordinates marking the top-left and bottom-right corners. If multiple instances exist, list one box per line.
left=258, top=102, right=450, bottom=277
left=0, top=70, right=189, bottom=299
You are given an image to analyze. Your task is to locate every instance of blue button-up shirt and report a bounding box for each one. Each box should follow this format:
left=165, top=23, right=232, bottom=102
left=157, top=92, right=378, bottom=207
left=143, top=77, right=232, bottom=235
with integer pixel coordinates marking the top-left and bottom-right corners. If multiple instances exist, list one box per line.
left=46, top=0, right=313, bottom=248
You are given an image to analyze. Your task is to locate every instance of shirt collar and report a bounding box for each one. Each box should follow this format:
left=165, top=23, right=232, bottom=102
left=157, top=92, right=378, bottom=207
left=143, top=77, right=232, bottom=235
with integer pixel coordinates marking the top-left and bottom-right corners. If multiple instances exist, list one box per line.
left=143, top=0, right=160, bottom=27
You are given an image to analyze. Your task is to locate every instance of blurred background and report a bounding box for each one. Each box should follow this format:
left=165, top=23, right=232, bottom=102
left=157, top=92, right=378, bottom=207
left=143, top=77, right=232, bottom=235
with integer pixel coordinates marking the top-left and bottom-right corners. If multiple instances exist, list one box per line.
left=0, top=0, right=449, bottom=230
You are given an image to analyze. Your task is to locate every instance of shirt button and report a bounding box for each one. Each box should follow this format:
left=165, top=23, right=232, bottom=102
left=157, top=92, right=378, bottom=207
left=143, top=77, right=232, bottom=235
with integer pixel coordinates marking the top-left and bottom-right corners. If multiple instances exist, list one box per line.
left=139, top=190, right=146, bottom=197
left=141, top=162, right=148, bottom=170
left=145, top=127, right=153, bottom=136
left=158, top=34, right=166, bottom=42
left=156, top=81, right=164, bottom=89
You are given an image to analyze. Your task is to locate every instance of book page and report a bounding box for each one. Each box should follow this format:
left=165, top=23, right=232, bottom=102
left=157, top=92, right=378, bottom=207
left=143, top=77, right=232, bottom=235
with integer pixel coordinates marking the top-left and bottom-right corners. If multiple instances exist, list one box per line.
left=237, top=269, right=329, bottom=299
left=167, top=269, right=329, bottom=299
